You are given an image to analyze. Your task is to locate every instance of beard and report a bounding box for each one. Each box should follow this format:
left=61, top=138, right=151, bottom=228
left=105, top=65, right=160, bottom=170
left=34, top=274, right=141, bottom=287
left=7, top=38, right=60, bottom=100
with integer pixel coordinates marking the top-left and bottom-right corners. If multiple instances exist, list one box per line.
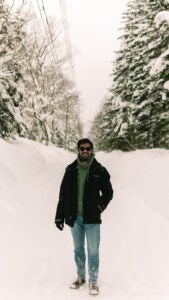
left=78, top=153, right=91, bottom=162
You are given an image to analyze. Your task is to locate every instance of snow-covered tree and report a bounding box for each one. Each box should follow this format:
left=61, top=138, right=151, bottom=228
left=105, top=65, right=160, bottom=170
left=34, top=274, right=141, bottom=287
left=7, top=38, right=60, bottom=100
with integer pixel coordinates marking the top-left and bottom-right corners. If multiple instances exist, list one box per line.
left=89, top=96, right=115, bottom=151
left=0, top=2, right=27, bottom=139
left=0, top=2, right=82, bottom=150
left=94, top=0, right=169, bottom=151
left=21, top=12, right=82, bottom=150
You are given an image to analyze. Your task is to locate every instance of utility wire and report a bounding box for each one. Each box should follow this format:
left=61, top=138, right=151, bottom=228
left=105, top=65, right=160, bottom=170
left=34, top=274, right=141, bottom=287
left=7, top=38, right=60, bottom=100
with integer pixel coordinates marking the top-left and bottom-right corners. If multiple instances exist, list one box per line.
left=31, top=0, right=61, bottom=75
left=59, top=0, right=79, bottom=148
left=36, top=0, right=71, bottom=101
left=37, top=0, right=77, bottom=149
left=36, top=0, right=80, bottom=149
left=37, top=0, right=62, bottom=75
left=60, top=0, right=74, bottom=72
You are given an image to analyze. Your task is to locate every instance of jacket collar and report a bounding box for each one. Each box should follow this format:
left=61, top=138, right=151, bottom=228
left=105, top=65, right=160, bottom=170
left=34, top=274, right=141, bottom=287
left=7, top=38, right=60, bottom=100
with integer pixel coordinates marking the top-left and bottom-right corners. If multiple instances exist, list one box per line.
left=68, top=157, right=98, bottom=171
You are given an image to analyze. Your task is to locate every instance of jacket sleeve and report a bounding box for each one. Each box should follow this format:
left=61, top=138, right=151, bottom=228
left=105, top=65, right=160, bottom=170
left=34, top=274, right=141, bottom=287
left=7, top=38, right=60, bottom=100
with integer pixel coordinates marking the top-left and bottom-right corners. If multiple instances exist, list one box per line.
left=55, top=171, right=67, bottom=223
left=98, top=167, right=113, bottom=213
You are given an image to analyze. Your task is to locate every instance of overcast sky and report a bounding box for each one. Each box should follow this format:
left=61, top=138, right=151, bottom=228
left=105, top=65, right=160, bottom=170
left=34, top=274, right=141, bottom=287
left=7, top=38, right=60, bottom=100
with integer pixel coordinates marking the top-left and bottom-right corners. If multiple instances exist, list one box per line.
left=7, top=0, right=126, bottom=133
left=42, top=0, right=127, bottom=133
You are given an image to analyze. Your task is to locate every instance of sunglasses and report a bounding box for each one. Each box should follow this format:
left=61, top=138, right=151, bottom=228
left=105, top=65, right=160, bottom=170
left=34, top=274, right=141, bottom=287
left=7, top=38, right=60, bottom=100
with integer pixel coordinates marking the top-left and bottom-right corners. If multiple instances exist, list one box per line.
left=79, top=147, right=91, bottom=152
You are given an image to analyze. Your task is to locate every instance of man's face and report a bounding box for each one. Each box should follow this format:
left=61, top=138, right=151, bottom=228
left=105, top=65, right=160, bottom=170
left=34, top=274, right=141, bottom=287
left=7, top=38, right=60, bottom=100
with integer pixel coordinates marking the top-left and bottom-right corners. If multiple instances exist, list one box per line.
left=78, top=143, right=93, bottom=161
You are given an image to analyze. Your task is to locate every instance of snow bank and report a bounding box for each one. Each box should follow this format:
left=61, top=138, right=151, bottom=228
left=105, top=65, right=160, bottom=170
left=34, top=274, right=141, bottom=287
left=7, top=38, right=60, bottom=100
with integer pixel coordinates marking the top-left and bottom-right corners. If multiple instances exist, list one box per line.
left=0, top=138, right=169, bottom=300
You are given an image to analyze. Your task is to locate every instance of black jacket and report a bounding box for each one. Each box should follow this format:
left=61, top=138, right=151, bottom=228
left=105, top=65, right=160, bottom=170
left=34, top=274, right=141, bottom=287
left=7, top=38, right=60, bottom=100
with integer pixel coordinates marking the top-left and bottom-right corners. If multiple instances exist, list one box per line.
left=55, top=158, right=113, bottom=227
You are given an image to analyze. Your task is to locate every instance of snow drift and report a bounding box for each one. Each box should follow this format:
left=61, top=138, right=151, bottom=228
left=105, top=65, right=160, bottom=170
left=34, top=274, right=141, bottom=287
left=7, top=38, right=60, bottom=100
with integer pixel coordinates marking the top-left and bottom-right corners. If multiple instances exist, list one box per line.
left=0, top=138, right=169, bottom=300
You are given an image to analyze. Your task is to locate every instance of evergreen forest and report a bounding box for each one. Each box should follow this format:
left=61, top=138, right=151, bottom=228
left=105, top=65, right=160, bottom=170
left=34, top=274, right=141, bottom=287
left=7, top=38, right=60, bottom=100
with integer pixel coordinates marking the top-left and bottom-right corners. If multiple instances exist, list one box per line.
left=90, top=0, right=169, bottom=151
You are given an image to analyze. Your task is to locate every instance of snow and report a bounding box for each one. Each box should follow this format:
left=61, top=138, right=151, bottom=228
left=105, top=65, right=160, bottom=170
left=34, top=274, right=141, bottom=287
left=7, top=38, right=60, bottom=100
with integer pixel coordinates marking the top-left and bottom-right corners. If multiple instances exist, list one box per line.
left=151, top=10, right=169, bottom=77
left=149, top=49, right=169, bottom=76
left=154, top=11, right=169, bottom=28
left=0, top=138, right=169, bottom=300
left=164, top=80, right=169, bottom=90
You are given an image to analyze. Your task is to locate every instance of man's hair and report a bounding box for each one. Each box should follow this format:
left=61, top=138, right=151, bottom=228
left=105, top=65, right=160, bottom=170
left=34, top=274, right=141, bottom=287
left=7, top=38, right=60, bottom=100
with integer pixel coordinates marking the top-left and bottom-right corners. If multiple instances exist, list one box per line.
left=77, top=138, right=94, bottom=149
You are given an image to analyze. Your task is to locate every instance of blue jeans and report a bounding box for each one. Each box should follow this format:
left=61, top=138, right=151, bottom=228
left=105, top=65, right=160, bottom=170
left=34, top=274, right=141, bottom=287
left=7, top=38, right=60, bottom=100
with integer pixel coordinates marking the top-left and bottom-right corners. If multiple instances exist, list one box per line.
left=71, top=214, right=100, bottom=284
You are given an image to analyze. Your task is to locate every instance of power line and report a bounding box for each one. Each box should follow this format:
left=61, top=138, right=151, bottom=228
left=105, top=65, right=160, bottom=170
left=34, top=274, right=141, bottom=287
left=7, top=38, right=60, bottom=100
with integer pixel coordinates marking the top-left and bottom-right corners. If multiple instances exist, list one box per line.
left=59, top=0, right=74, bottom=72
left=36, top=0, right=78, bottom=149
left=59, top=0, right=79, bottom=148
left=36, top=0, right=72, bottom=94
left=33, top=0, right=81, bottom=149
left=30, top=0, right=62, bottom=75
left=36, top=0, right=63, bottom=76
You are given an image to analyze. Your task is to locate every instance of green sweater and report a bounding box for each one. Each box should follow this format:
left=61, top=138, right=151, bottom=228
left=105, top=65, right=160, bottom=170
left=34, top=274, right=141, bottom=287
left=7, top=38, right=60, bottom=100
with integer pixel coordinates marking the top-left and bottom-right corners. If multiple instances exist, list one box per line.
left=77, top=154, right=94, bottom=215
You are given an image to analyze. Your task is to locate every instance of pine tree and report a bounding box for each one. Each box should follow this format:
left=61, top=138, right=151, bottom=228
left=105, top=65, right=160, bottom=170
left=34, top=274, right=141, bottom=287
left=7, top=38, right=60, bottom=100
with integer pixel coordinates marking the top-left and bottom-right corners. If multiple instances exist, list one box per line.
left=129, top=0, right=169, bottom=148
left=89, top=96, right=115, bottom=151
left=95, top=0, right=169, bottom=151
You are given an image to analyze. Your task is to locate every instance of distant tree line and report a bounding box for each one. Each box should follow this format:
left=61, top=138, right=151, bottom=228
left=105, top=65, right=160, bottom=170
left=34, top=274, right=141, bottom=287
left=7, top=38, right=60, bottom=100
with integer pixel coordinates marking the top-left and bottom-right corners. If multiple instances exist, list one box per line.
left=90, top=0, right=169, bottom=151
left=0, top=1, right=82, bottom=151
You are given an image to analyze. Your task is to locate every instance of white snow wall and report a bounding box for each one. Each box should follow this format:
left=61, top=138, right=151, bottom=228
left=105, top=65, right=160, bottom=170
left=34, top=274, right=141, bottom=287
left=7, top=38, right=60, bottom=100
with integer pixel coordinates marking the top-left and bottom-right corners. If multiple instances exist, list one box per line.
left=0, top=138, right=169, bottom=299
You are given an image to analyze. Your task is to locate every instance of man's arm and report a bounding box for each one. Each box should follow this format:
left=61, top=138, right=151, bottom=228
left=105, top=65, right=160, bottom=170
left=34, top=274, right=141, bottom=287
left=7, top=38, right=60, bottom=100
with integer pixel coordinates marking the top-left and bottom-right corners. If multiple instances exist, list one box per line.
left=54, top=172, right=67, bottom=230
left=98, top=167, right=113, bottom=213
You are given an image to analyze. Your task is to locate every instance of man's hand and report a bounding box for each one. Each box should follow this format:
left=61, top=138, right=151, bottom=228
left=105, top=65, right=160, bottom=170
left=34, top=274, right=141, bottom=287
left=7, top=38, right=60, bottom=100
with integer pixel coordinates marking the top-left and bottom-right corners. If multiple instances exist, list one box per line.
left=55, top=219, right=64, bottom=231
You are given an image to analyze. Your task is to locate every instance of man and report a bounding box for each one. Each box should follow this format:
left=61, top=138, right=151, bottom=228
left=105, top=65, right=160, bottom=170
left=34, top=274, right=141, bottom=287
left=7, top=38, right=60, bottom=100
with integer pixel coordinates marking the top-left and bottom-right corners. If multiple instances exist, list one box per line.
left=55, top=138, right=113, bottom=295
